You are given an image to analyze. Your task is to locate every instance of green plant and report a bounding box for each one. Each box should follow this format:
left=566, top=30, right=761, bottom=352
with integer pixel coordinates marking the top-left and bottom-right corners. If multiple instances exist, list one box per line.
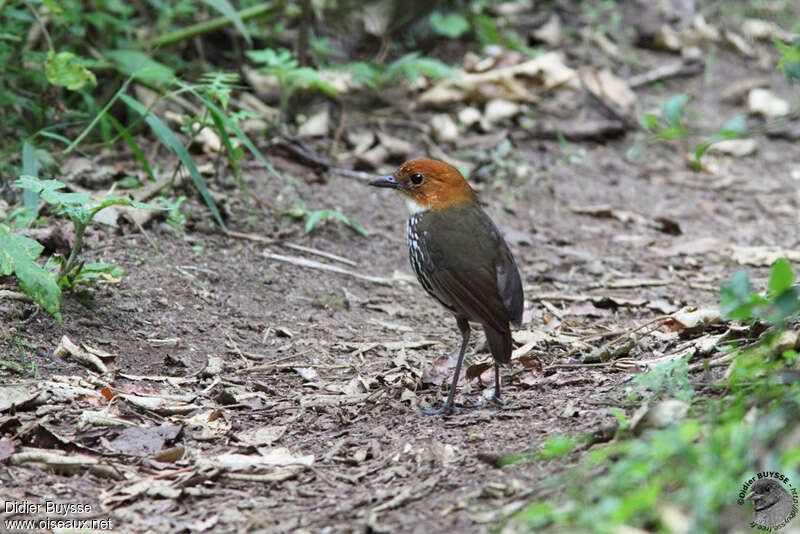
left=284, top=200, right=368, bottom=238
left=305, top=209, right=369, bottom=238
left=159, top=195, right=188, bottom=232
left=0, top=223, right=61, bottom=321
left=0, top=334, right=37, bottom=377
left=640, top=93, right=692, bottom=140
left=690, top=114, right=747, bottom=171
left=505, top=259, right=800, bottom=533
left=3, top=174, right=162, bottom=321
left=246, top=47, right=338, bottom=115
left=628, top=355, right=694, bottom=401
left=428, top=11, right=470, bottom=39
left=775, top=37, right=800, bottom=81
left=720, top=258, right=798, bottom=328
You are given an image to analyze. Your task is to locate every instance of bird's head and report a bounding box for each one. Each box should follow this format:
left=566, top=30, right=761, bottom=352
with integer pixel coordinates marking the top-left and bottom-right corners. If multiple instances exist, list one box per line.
left=369, top=159, right=476, bottom=214
left=746, top=479, right=784, bottom=511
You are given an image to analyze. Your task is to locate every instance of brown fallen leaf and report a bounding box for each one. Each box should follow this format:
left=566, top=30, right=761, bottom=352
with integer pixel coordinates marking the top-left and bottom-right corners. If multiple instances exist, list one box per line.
left=421, top=353, right=460, bottom=386
left=565, top=301, right=612, bottom=317
left=466, top=362, right=493, bottom=382
left=0, top=439, right=14, bottom=460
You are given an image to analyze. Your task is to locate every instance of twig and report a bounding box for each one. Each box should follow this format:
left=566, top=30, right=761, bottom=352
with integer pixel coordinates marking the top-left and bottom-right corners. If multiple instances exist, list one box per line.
left=283, top=243, right=357, bottom=267
left=627, top=58, right=704, bottom=88
left=586, top=279, right=669, bottom=290
left=262, top=252, right=394, bottom=285
left=244, top=187, right=282, bottom=213
left=237, top=363, right=353, bottom=375
left=234, top=351, right=304, bottom=367
left=226, top=333, right=247, bottom=365
left=0, top=290, right=33, bottom=302
left=328, top=168, right=375, bottom=182
left=273, top=136, right=331, bottom=171
left=149, top=4, right=274, bottom=48
left=134, top=219, right=159, bottom=252
left=225, top=229, right=277, bottom=244
left=330, top=109, right=347, bottom=155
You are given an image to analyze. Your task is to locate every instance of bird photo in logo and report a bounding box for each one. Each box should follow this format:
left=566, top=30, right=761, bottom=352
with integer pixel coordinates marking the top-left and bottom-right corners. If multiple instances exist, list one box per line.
left=746, top=478, right=794, bottom=528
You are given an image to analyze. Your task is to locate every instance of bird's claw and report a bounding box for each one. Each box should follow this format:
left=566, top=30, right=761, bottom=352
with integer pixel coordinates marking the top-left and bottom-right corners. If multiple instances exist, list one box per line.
left=473, top=395, right=505, bottom=408
left=422, top=404, right=460, bottom=415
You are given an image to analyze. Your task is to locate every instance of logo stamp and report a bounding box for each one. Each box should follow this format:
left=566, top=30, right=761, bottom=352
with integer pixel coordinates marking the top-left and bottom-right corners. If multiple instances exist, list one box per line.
left=737, top=472, right=798, bottom=531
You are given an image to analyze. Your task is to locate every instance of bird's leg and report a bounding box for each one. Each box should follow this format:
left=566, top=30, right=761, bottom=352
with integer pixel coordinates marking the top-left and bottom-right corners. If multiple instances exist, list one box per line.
left=491, top=364, right=505, bottom=405
left=423, top=318, right=470, bottom=415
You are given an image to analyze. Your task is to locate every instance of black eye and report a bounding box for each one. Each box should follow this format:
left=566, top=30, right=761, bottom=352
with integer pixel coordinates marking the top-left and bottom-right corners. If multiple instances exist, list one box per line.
left=411, top=173, right=423, bottom=185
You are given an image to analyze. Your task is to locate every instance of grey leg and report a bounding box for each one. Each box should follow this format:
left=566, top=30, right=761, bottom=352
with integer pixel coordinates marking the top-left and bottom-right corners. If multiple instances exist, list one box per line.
left=423, top=318, right=470, bottom=415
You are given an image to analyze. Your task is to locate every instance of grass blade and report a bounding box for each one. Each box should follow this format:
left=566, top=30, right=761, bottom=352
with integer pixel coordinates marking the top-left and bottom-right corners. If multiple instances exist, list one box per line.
left=106, top=114, right=156, bottom=182
left=189, top=87, right=281, bottom=179
left=21, top=142, right=39, bottom=223
left=119, top=93, right=225, bottom=229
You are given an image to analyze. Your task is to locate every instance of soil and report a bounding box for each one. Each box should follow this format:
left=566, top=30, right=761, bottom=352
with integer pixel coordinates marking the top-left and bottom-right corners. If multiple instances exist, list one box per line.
left=1, top=28, right=799, bottom=534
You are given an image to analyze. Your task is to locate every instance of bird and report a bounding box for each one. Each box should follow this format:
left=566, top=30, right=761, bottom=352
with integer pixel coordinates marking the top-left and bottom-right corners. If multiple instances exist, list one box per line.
left=370, top=159, right=524, bottom=414
left=746, top=478, right=793, bottom=527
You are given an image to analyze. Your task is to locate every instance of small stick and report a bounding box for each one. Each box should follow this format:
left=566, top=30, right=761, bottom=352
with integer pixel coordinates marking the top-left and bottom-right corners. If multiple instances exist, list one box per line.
left=237, top=363, right=353, bottom=375
left=283, top=243, right=357, bottom=267
left=627, top=58, right=704, bottom=88
left=328, top=168, right=375, bottom=182
left=225, top=229, right=276, bottom=244
left=226, top=333, right=247, bottom=365
left=134, top=219, right=159, bottom=252
left=330, top=109, right=346, bottom=155
left=262, top=251, right=394, bottom=285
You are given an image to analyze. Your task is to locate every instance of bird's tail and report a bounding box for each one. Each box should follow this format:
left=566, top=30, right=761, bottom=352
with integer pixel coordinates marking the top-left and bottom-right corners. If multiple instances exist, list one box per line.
left=485, top=327, right=513, bottom=364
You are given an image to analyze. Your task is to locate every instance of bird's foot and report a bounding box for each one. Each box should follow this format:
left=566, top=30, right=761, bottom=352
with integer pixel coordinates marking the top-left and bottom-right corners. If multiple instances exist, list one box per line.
left=473, top=395, right=505, bottom=408
left=490, top=394, right=505, bottom=406
left=422, top=403, right=460, bottom=415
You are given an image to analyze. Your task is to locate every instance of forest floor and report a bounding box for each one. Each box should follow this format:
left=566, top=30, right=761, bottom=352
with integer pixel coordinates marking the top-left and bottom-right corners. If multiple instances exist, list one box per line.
left=1, top=12, right=799, bottom=534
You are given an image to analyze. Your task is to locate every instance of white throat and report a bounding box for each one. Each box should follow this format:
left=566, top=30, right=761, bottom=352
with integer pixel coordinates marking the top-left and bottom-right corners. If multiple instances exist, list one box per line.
left=405, top=197, right=427, bottom=215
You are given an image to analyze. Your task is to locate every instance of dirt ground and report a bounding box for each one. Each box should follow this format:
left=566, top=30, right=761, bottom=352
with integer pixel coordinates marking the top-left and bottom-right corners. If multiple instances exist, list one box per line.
left=1, top=30, right=799, bottom=534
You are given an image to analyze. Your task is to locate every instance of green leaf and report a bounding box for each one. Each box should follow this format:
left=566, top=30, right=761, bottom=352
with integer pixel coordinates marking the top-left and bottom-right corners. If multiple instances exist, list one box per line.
left=188, top=87, right=282, bottom=180
left=327, top=210, right=369, bottom=238
left=770, top=288, right=799, bottom=324
left=383, top=53, right=456, bottom=85
left=205, top=101, right=243, bottom=187
left=286, top=67, right=339, bottom=97
left=14, top=175, right=89, bottom=207
left=718, top=114, right=747, bottom=136
left=45, top=51, right=96, bottom=90
left=775, top=38, right=800, bottom=80
left=201, top=0, right=251, bottom=46
left=719, top=269, right=752, bottom=320
left=305, top=210, right=328, bottom=233
left=429, top=11, right=470, bottom=38
left=21, top=142, right=39, bottom=223
left=106, top=113, right=155, bottom=182
left=639, top=113, right=659, bottom=132
left=70, top=261, right=128, bottom=285
left=693, top=140, right=712, bottom=163
left=768, top=258, right=793, bottom=295
left=105, top=50, right=175, bottom=83
left=345, top=62, right=380, bottom=89
left=539, top=435, right=574, bottom=460
left=119, top=94, right=225, bottom=228
left=0, top=226, right=61, bottom=321
left=662, top=93, right=690, bottom=128
left=246, top=48, right=296, bottom=70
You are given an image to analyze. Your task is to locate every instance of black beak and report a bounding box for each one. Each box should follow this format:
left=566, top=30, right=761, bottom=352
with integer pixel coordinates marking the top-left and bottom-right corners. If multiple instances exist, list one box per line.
left=369, top=175, right=403, bottom=189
